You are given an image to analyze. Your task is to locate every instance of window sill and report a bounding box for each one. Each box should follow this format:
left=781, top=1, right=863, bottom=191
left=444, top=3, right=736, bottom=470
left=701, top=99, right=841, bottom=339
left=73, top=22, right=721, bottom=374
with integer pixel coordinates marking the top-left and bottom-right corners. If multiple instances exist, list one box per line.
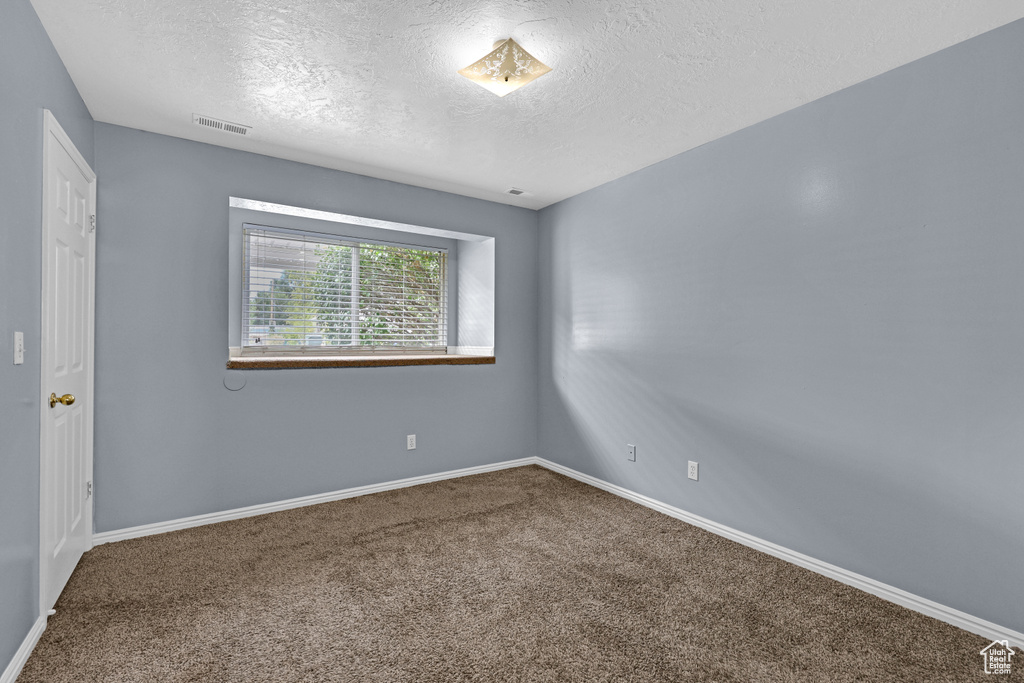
left=225, top=354, right=495, bottom=370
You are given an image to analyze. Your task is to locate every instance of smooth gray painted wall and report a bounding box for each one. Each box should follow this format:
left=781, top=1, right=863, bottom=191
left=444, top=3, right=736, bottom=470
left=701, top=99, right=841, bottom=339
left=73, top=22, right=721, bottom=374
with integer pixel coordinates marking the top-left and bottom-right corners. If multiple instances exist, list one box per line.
left=538, top=19, right=1024, bottom=633
left=92, top=123, right=538, bottom=532
left=0, top=0, right=95, bottom=665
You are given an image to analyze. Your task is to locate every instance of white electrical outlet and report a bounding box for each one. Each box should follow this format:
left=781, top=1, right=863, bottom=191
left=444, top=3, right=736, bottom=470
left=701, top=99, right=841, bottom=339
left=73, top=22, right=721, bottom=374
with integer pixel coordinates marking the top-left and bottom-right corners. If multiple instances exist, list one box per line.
left=14, top=332, right=24, bottom=365
left=407, top=434, right=416, bottom=450
left=688, top=461, right=698, bottom=481
left=627, top=444, right=636, bottom=462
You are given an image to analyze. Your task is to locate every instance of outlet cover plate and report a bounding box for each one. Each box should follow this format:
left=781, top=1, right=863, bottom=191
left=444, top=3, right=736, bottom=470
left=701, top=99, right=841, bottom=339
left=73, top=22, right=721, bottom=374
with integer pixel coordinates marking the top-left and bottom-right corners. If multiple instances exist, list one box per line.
left=407, top=434, right=416, bottom=450
left=688, top=461, right=698, bottom=481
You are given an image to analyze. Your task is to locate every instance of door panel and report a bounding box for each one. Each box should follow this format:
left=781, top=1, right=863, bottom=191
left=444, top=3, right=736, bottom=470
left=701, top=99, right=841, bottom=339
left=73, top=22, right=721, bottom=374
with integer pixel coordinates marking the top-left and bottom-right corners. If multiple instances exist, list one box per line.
left=53, top=239, right=68, bottom=377
left=73, top=252, right=83, bottom=370
left=51, top=412, right=67, bottom=556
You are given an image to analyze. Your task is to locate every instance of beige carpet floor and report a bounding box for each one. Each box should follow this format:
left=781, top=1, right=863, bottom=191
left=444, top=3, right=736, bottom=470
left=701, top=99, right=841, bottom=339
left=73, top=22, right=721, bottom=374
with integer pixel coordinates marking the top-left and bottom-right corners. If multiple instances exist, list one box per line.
left=19, top=465, right=1013, bottom=682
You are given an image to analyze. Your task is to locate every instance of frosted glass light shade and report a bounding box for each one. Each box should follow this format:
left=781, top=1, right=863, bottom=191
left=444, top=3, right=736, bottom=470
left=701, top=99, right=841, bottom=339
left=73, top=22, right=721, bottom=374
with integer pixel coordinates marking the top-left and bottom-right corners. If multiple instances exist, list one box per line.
left=458, top=38, right=552, bottom=97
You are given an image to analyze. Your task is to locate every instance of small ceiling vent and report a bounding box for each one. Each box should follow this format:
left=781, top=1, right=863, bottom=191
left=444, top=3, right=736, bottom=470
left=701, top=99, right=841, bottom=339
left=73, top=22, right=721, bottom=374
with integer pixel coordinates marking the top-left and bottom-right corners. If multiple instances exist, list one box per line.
left=193, top=114, right=250, bottom=136
left=506, top=188, right=526, bottom=196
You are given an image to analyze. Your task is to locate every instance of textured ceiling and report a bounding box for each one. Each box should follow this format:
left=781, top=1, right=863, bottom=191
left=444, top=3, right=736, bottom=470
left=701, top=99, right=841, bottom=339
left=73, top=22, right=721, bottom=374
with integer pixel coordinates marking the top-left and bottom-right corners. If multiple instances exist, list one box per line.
left=29, top=1, right=1024, bottom=209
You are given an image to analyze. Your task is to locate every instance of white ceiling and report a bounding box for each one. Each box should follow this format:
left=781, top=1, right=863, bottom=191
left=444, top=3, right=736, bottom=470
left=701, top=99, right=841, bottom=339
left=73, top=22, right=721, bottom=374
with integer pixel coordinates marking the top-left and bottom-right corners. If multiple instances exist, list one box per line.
left=30, top=1, right=1024, bottom=210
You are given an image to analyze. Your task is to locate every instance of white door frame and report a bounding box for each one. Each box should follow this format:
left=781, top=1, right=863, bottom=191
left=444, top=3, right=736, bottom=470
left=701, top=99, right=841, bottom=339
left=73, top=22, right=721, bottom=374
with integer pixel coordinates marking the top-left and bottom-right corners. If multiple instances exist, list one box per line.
left=39, top=109, right=97, bottom=617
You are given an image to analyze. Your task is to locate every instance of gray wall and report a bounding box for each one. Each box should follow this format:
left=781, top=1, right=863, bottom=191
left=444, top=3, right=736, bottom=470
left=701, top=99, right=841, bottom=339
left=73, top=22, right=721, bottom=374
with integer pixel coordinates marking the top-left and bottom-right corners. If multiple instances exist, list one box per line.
left=538, top=19, right=1024, bottom=633
left=92, top=124, right=538, bottom=532
left=0, top=0, right=95, bottom=665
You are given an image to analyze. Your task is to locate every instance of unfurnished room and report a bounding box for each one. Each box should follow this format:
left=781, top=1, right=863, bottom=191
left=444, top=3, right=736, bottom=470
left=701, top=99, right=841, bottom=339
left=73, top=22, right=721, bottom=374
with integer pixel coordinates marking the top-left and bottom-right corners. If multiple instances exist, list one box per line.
left=1, top=1, right=1023, bottom=681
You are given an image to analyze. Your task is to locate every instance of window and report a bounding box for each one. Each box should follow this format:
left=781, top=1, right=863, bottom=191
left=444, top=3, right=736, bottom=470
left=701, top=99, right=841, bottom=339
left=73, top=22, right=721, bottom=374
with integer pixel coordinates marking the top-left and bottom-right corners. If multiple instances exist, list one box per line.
left=227, top=199, right=495, bottom=369
left=241, top=226, right=448, bottom=354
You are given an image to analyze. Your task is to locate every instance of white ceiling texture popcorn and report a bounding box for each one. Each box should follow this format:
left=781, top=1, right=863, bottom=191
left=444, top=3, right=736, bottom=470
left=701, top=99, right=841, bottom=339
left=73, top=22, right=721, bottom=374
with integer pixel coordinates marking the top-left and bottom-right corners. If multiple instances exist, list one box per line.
left=29, top=0, right=1024, bottom=209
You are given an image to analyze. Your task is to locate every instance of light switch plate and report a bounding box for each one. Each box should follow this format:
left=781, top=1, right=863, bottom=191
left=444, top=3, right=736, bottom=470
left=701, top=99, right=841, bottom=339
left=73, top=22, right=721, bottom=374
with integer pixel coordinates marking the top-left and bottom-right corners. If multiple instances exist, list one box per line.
left=627, top=444, right=636, bottom=462
left=14, top=331, right=24, bottom=365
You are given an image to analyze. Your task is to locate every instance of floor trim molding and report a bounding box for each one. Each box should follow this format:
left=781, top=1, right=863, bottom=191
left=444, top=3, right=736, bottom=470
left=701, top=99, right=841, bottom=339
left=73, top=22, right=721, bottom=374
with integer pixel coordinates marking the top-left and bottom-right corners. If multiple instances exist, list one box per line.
left=536, top=457, right=1024, bottom=646
left=93, top=458, right=536, bottom=545
left=1, top=616, right=45, bottom=683
left=88, top=455, right=1022, bottom=646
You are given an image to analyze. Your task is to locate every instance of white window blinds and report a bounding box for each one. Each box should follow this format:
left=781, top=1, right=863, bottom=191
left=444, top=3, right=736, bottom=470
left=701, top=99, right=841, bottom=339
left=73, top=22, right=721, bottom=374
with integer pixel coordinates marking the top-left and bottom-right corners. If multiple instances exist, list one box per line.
left=242, top=227, right=448, bottom=353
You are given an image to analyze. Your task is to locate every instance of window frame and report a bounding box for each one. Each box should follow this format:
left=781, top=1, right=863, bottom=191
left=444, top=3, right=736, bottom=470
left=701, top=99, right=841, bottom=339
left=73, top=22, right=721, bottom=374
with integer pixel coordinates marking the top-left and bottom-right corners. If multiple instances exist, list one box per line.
left=239, top=224, right=451, bottom=356
left=229, top=210, right=460, bottom=361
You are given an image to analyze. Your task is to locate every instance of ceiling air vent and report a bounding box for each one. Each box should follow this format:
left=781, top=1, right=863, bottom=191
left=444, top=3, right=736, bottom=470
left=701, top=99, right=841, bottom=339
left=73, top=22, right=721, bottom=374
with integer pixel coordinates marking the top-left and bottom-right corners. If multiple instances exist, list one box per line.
left=193, top=114, right=251, bottom=136
left=507, top=188, right=526, bottom=196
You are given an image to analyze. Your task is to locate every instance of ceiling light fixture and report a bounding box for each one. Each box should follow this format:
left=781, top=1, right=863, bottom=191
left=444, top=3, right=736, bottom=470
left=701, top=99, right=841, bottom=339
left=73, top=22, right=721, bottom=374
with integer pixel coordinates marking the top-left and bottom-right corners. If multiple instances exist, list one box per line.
left=458, top=38, right=552, bottom=97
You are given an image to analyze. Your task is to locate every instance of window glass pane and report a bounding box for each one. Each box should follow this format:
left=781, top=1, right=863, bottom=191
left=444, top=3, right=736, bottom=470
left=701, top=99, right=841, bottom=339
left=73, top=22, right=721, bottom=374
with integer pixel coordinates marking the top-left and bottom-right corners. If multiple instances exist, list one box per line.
left=243, top=228, right=447, bottom=350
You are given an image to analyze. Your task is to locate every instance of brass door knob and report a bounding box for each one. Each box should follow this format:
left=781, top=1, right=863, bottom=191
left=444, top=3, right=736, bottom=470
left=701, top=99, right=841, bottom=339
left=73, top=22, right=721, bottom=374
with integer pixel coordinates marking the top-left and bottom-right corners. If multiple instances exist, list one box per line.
left=49, top=393, right=75, bottom=408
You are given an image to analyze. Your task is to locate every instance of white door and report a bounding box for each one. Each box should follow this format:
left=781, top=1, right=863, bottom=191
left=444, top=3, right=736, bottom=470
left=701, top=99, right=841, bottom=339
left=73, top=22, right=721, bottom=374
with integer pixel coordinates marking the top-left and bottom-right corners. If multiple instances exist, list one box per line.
left=40, top=110, right=96, bottom=614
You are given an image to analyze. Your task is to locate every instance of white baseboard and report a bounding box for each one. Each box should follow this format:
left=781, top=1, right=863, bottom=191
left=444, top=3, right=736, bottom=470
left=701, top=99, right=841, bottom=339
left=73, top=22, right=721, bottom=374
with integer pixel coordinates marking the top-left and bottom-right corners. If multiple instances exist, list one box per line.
left=93, top=458, right=537, bottom=545
left=536, top=457, right=1024, bottom=646
left=88, top=454, right=1022, bottom=646
left=1, top=616, right=45, bottom=683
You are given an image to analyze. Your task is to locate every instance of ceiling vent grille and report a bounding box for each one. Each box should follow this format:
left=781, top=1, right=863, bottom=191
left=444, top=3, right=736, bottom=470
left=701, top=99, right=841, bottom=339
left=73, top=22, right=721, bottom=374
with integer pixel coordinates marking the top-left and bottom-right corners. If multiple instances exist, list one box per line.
left=506, top=188, right=526, bottom=196
left=193, top=114, right=250, bottom=136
